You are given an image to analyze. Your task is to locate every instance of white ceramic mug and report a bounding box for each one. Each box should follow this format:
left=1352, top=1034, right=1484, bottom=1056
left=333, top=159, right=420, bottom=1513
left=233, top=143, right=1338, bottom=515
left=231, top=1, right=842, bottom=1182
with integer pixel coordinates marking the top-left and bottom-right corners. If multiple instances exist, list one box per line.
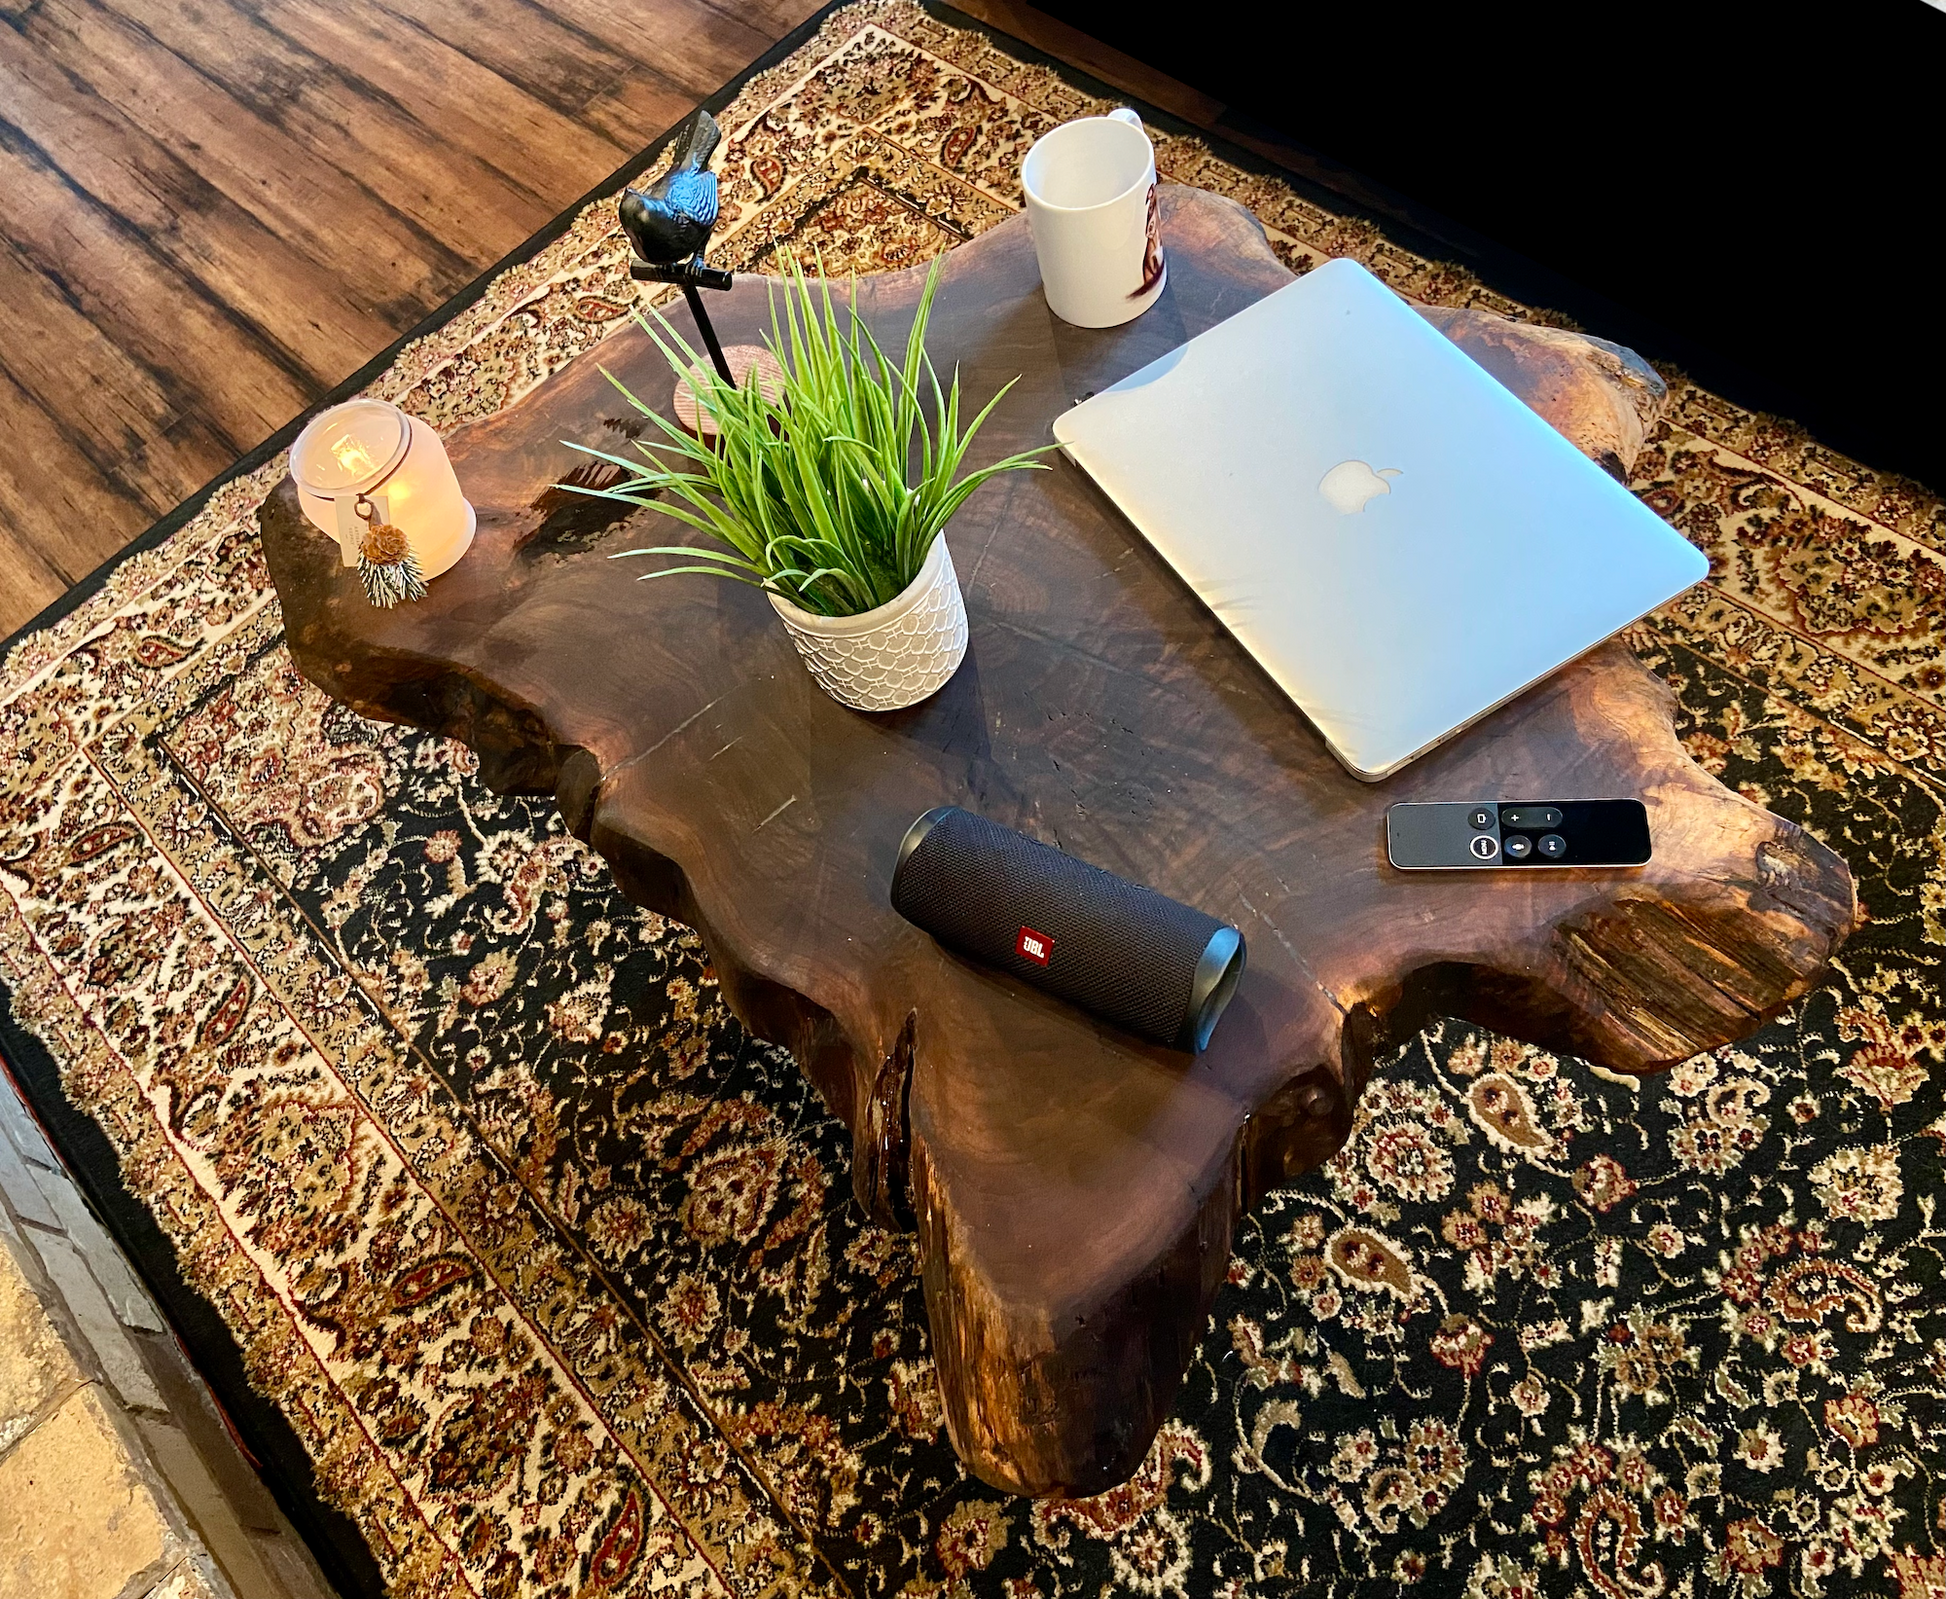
left=1022, top=107, right=1166, bottom=328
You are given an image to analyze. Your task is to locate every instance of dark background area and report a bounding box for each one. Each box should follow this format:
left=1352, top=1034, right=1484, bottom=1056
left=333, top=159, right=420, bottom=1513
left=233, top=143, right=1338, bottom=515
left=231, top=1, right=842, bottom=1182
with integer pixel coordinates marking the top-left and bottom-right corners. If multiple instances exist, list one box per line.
left=1037, top=0, right=1944, bottom=491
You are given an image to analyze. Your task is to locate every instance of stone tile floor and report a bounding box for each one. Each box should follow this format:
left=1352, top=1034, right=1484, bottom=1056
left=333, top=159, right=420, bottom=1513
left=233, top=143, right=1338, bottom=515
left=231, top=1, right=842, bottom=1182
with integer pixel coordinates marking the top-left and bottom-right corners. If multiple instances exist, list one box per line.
left=1, top=1058, right=338, bottom=1599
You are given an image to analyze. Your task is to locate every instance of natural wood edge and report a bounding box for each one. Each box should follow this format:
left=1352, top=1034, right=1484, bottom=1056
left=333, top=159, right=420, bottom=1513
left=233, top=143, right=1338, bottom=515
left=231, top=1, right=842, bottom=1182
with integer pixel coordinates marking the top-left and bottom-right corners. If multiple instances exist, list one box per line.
left=911, top=1129, right=1235, bottom=1497
left=1417, top=305, right=1669, bottom=482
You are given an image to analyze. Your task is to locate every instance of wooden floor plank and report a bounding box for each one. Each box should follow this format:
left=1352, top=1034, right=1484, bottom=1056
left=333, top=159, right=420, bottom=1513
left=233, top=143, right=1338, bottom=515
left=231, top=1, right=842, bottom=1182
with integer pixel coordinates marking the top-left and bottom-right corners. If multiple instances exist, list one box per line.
left=0, top=532, right=76, bottom=640
left=532, top=0, right=777, bottom=99
left=269, top=0, right=632, bottom=208
left=0, top=365, right=158, bottom=601
left=0, top=235, right=235, bottom=520
left=370, top=0, right=701, bottom=156
left=97, top=0, right=561, bottom=265
left=0, top=465, right=85, bottom=636
left=691, top=0, right=830, bottom=51
left=0, top=33, right=405, bottom=387
left=0, top=131, right=312, bottom=456
left=19, top=0, right=482, bottom=321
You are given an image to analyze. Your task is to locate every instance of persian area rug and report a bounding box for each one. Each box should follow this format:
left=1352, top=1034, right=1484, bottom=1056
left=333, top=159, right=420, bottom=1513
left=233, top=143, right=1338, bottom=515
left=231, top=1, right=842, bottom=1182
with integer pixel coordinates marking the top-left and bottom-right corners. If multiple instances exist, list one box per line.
left=3, top=3, right=1945, bottom=1595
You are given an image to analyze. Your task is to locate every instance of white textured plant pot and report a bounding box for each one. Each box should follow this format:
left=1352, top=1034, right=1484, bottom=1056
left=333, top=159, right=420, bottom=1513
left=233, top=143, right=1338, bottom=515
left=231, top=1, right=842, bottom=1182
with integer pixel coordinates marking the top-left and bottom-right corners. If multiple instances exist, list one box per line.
left=768, top=535, right=969, bottom=711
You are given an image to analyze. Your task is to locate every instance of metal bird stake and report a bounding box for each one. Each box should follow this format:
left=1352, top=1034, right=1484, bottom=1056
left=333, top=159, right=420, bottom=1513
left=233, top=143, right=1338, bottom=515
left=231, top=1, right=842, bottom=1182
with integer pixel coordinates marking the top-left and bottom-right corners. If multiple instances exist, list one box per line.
left=619, top=108, right=736, bottom=385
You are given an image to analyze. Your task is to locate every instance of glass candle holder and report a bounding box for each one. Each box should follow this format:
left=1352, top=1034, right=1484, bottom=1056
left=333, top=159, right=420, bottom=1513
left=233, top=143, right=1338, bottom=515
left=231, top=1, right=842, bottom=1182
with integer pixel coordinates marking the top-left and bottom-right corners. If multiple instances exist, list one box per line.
left=290, top=399, right=475, bottom=580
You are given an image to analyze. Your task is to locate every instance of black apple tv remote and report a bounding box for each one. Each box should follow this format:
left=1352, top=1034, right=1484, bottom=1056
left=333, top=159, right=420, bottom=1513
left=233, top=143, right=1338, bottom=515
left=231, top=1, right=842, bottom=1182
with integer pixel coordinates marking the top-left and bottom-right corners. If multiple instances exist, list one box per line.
left=1385, top=800, right=1651, bottom=869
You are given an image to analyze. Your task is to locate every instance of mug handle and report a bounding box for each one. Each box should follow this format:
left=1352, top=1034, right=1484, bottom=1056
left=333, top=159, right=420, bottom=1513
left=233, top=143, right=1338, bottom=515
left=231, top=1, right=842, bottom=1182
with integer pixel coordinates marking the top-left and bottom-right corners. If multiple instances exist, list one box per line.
left=1107, top=106, right=1143, bottom=128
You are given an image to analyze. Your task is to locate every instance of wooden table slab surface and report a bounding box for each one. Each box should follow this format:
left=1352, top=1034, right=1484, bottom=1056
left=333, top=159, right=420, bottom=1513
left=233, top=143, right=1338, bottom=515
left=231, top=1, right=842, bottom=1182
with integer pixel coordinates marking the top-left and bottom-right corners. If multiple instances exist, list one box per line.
left=262, top=187, right=1855, bottom=1497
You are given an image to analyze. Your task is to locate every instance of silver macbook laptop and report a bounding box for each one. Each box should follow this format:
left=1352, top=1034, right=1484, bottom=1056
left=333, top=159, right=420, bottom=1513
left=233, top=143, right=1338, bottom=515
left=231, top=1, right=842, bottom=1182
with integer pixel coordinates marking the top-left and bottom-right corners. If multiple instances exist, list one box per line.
left=1052, top=257, right=1708, bottom=780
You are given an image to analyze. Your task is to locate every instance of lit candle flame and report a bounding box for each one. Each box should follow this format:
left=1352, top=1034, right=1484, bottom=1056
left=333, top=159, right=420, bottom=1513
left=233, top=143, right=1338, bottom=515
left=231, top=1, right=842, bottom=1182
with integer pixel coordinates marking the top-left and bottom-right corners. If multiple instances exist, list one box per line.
left=331, top=435, right=380, bottom=477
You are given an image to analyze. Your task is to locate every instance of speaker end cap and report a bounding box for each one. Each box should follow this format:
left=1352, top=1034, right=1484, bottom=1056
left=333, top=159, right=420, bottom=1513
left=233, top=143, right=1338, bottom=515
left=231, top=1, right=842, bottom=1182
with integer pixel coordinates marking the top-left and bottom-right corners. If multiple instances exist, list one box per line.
left=893, top=806, right=962, bottom=909
left=1182, top=925, right=1246, bottom=1053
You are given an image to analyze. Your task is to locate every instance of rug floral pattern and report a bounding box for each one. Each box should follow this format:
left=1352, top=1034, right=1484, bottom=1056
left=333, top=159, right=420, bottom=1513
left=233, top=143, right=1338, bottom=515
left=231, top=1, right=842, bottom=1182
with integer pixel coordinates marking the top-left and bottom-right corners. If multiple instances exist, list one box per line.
left=2, top=4, right=1943, bottom=1596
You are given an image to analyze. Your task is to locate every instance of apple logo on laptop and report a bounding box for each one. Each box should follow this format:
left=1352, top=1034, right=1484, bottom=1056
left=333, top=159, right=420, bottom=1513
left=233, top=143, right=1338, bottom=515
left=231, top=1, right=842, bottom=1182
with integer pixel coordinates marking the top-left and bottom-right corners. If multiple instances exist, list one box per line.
left=1319, top=460, right=1403, bottom=514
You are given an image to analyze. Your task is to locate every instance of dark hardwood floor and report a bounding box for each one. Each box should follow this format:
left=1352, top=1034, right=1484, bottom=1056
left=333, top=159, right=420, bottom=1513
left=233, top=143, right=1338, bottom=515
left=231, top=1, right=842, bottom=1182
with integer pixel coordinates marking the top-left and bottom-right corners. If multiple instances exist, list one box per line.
left=0, top=0, right=826, bottom=637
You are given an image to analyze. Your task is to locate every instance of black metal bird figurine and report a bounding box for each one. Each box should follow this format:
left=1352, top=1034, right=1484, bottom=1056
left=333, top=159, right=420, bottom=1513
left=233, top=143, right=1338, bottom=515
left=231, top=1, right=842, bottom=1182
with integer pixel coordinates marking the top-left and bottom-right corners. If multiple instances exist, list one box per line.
left=620, top=109, right=721, bottom=269
left=621, top=109, right=736, bottom=383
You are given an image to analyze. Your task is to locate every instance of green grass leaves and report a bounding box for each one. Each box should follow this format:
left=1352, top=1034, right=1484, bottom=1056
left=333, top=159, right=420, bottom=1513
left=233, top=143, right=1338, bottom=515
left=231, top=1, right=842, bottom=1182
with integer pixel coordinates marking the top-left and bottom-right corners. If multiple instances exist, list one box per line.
left=559, top=254, right=1050, bottom=618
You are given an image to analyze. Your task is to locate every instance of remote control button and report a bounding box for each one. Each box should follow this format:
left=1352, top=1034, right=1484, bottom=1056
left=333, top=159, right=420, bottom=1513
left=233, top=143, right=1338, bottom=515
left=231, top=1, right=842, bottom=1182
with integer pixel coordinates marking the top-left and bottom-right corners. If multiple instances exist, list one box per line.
left=1469, top=835, right=1499, bottom=860
left=1468, top=808, right=1495, bottom=830
left=1501, top=805, right=1563, bottom=830
left=1502, top=834, right=1534, bottom=859
left=1538, top=833, right=1568, bottom=859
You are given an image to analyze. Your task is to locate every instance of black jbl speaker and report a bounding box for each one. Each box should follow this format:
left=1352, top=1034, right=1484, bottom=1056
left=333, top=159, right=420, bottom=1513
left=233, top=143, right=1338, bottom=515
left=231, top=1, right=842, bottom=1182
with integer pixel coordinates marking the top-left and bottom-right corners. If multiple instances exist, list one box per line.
left=889, top=806, right=1246, bottom=1052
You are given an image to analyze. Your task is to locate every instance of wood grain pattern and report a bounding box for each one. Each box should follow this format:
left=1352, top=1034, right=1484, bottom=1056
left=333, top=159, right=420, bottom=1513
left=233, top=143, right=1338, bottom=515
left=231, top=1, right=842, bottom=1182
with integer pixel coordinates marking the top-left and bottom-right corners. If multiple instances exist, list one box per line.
left=259, top=187, right=1856, bottom=1496
left=0, top=0, right=824, bottom=638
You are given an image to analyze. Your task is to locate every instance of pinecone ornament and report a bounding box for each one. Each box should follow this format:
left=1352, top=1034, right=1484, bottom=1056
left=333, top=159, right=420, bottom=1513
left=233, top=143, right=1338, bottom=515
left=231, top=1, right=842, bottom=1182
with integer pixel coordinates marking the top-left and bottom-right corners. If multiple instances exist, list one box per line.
left=356, top=508, right=428, bottom=608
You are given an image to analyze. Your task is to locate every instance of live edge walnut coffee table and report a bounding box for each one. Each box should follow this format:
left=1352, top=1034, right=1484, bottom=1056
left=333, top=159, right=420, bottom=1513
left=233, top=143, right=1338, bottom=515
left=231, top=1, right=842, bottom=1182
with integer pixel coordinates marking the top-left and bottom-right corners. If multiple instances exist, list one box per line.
left=262, top=187, right=1855, bottom=1499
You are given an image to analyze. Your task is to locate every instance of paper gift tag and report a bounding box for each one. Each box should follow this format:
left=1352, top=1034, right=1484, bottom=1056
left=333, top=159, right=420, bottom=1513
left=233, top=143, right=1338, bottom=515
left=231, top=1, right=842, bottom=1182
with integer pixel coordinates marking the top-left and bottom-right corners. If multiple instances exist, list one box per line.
left=332, top=492, right=390, bottom=567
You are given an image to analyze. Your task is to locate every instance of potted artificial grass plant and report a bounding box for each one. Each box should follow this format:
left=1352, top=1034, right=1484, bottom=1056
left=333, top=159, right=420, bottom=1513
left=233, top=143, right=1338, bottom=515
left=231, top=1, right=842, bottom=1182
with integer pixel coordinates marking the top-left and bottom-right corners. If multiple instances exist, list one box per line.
left=562, top=255, right=1050, bottom=712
